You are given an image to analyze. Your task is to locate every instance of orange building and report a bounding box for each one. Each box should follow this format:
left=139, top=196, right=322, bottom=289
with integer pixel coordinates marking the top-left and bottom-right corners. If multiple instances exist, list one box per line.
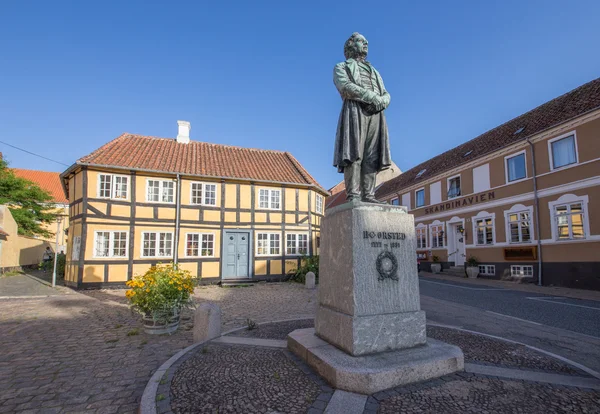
left=376, top=77, right=600, bottom=290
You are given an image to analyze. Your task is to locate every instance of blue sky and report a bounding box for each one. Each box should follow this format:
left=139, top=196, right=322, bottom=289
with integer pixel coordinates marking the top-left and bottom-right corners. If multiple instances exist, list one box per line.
left=1, top=0, right=599, bottom=190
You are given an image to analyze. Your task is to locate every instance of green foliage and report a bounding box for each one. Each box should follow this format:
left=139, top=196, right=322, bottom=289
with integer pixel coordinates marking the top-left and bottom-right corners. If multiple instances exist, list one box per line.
left=431, top=255, right=441, bottom=263
left=126, top=263, right=196, bottom=321
left=56, top=253, right=66, bottom=277
left=288, top=255, right=319, bottom=283
left=0, top=159, right=60, bottom=237
left=466, top=256, right=479, bottom=267
left=246, top=318, right=258, bottom=331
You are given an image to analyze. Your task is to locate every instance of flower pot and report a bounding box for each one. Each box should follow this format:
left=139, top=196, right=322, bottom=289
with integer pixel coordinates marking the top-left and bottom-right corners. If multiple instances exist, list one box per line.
left=142, top=308, right=181, bottom=335
left=466, top=266, right=479, bottom=279
left=431, top=263, right=442, bottom=274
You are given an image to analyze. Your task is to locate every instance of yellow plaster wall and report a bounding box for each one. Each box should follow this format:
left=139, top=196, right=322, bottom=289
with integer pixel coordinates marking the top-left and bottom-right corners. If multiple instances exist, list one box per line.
left=133, top=263, right=151, bottom=278
left=255, top=260, right=267, bottom=275
left=240, top=212, right=251, bottom=223
left=181, top=208, right=198, bottom=221
left=298, top=190, right=308, bottom=211
left=88, top=202, right=107, bottom=215
left=108, top=264, right=128, bottom=282
left=270, top=260, right=282, bottom=275
left=136, top=206, right=154, bottom=219
left=86, top=170, right=100, bottom=199
left=177, top=262, right=197, bottom=277
left=224, top=212, right=236, bottom=222
left=158, top=208, right=176, bottom=220
left=285, top=260, right=297, bottom=274
left=202, top=261, right=220, bottom=278
left=225, top=184, right=237, bottom=209
left=286, top=214, right=296, bottom=224
left=285, top=189, right=296, bottom=210
left=255, top=212, right=267, bottom=223
left=82, top=264, right=103, bottom=283
left=270, top=212, right=282, bottom=223
left=74, top=172, right=83, bottom=200
left=113, top=204, right=131, bottom=217
left=240, top=185, right=252, bottom=209
left=204, top=210, right=220, bottom=222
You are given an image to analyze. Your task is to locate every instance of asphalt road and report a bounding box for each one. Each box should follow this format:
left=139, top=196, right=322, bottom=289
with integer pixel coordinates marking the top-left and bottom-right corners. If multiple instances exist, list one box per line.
left=419, top=277, right=600, bottom=338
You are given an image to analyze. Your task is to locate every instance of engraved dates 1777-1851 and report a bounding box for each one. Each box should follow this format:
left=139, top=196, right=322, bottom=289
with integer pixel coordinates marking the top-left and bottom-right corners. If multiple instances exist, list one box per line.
left=364, top=230, right=405, bottom=282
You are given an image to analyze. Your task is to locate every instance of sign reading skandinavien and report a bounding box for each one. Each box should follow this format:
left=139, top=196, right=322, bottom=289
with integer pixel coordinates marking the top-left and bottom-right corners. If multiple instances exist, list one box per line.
left=424, top=191, right=496, bottom=215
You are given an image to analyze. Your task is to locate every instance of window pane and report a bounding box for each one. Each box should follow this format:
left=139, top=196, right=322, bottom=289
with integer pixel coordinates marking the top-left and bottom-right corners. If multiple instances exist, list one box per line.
left=95, top=232, right=110, bottom=257
left=555, top=205, right=568, bottom=215
left=509, top=214, right=518, bottom=222
left=147, top=181, right=160, bottom=202
left=259, top=190, right=269, bottom=209
left=161, top=182, right=174, bottom=203
left=159, top=233, right=172, bottom=256
left=270, top=234, right=280, bottom=255
left=298, top=234, right=308, bottom=254
left=521, top=223, right=531, bottom=242
left=257, top=234, right=267, bottom=255
left=191, top=183, right=202, bottom=204
left=551, top=136, right=576, bottom=169
left=557, top=223, right=569, bottom=239
left=114, top=176, right=128, bottom=199
left=510, top=223, right=520, bottom=243
left=448, top=177, right=461, bottom=198
left=477, top=226, right=484, bottom=245
left=391, top=198, right=399, bottom=205
left=143, top=233, right=156, bottom=256
left=113, top=232, right=127, bottom=257
left=271, top=190, right=280, bottom=209
left=99, top=175, right=112, bottom=198
left=201, top=234, right=214, bottom=256
left=204, top=184, right=216, bottom=205
left=187, top=234, right=199, bottom=256
left=286, top=234, right=296, bottom=255
left=507, top=153, right=526, bottom=182
left=570, top=203, right=582, bottom=213
left=416, top=190, right=425, bottom=207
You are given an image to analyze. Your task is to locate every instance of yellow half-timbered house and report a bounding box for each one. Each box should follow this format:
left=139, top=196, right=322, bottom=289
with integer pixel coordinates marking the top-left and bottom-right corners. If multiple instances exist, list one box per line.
left=60, top=121, right=328, bottom=288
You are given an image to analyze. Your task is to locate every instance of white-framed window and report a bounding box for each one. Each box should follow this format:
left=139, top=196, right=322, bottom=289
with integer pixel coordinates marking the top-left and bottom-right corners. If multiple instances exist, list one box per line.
left=430, top=222, right=445, bottom=248
left=185, top=233, right=215, bottom=257
left=505, top=150, right=527, bottom=183
left=447, top=175, right=461, bottom=199
left=415, top=188, right=425, bottom=208
left=548, top=132, right=578, bottom=171
left=548, top=194, right=590, bottom=241
left=141, top=232, right=173, bottom=257
left=93, top=231, right=128, bottom=258
left=258, top=188, right=281, bottom=210
left=390, top=197, right=399, bottom=205
left=416, top=225, right=427, bottom=249
left=511, top=265, right=533, bottom=277
left=256, top=232, right=280, bottom=255
left=504, top=204, right=533, bottom=244
left=478, top=265, right=495, bottom=276
left=98, top=174, right=129, bottom=200
left=190, top=182, right=217, bottom=206
left=473, top=211, right=495, bottom=245
left=146, top=179, right=175, bottom=203
left=316, top=194, right=324, bottom=214
left=286, top=233, right=308, bottom=255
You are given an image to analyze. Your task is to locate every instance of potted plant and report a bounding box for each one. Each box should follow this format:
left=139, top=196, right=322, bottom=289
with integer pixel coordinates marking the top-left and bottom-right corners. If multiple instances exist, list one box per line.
left=126, top=263, right=196, bottom=335
left=466, top=256, right=479, bottom=279
left=430, top=255, right=442, bottom=274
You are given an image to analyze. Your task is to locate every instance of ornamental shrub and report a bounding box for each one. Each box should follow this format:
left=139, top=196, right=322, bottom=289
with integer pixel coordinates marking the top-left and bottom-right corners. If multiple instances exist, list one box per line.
left=288, top=255, right=319, bottom=284
left=126, top=263, right=196, bottom=322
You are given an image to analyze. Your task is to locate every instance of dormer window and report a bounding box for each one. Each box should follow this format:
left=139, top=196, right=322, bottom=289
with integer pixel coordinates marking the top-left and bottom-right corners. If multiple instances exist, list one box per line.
left=415, top=169, right=426, bottom=179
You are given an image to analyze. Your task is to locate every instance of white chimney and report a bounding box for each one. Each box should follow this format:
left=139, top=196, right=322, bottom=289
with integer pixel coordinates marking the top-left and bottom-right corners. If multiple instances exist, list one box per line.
left=176, top=120, right=191, bottom=144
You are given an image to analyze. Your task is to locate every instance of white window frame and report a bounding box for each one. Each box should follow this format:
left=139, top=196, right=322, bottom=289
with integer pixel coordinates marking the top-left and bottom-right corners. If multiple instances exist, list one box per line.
left=258, top=188, right=281, bottom=210
left=415, top=223, right=428, bottom=249
left=472, top=211, right=495, bottom=246
left=447, top=174, right=461, bottom=199
left=97, top=174, right=129, bottom=200
left=504, top=150, right=528, bottom=184
left=256, top=232, right=281, bottom=256
left=190, top=182, right=218, bottom=206
left=146, top=179, right=176, bottom=203
left=316, top=194, right=324, bottom=214
left=504, top=204, right=534, bottom=244
left=93, top=231, right=128, bottom=258
left=548, top=194, right=590, bottom=241
left=511, top=265, right=533, bottom=277
left=141, top=232, right=174, bottom=258
left=184, top=232, right=215, bottom=257
left=429, top=220, right=445, bottom=249
left=548, top=131, right=579, bottom=171
left=415, top=187, right=425, bottom=208
left=478, top=265, right=495, bottom=276
left=286, top=233, right=309, bottom=256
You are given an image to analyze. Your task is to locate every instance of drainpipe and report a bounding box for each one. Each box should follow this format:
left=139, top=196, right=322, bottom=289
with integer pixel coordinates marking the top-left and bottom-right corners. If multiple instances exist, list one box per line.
left=174, top=174, right=181, bottom=266
left=526, top=138, right=543, bottom=286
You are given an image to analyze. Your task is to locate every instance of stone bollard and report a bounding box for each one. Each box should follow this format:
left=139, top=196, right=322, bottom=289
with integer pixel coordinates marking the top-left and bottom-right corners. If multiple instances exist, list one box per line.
left=305, top=272, right=316, bottom=289
left=193, top=303, right=221, bottom=343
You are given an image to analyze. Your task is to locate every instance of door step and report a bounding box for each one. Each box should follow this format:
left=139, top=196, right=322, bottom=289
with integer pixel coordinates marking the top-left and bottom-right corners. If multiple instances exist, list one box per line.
left=220, top=279, right=258, bottom=287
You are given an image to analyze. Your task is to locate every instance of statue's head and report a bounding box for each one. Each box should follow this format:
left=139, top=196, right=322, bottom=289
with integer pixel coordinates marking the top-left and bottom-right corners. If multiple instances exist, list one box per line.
left=344, top=32, right=368, bottom=60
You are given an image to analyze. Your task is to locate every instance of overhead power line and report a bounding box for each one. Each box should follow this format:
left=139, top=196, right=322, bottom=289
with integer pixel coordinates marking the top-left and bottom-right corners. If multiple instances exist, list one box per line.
left=0, top=140, right=70, bottom=167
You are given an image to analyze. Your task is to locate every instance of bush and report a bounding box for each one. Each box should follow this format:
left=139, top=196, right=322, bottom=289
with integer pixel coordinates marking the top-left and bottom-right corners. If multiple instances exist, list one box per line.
left=57, top=253, right=66, bottom=277
left=126, top=263, right=196, bottom=323
left=288, top=255, right=319, bottom=284
left=466, top=256, right=479, bottom=267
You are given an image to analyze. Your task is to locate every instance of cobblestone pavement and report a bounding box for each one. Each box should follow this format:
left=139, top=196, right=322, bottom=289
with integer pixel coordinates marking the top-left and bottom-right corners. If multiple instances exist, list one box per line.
left=169, top=344, right=323, bottom=414
left=226, top=318, right=315, bottom=340
left=427, top=325, right=585, bottom=375
left=0, top=281, right=317, bottom=413
left=0, top=273, right=65, bottom=297
left=374, top=373, right=600, bottom=413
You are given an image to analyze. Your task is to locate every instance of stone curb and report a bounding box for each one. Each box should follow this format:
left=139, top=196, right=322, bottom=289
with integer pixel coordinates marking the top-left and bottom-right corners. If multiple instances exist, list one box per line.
left=428, top=322, right=600, bottom=380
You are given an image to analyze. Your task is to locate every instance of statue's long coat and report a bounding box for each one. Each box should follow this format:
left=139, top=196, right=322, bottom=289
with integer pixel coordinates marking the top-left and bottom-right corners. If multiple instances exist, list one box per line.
left=333, top=58, right=392, bottom=173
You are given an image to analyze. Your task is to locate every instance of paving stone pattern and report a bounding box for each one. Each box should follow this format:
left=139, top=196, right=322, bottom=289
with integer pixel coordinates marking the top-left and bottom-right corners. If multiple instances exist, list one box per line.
left=170, top=344, right=322, bottom=413
left=427, top=325, right=584, bottom=375
left=0, top=282, right=317, bottom=413
left=375, top=373, right=600, bottom=414
left=227, top=318, right=315, bottom=340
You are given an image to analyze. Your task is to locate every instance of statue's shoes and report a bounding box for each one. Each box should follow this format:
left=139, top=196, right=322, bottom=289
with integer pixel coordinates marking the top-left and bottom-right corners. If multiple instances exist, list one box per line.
left=362, top=197, right=387, bottom=204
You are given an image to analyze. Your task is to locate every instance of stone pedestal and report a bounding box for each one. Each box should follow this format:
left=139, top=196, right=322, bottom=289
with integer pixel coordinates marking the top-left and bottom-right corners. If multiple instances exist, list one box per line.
left=288, top=200, right=463, bottom=394
left=316, top=201, right=425, bottom=356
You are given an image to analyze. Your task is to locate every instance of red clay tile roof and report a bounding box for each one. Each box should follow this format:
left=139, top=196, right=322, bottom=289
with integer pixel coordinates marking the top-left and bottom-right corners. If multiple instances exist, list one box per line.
left=325, top=180, right=347, bottom=209
left=377, top=77, right=600, bottom=199
left=12, top=169, right=68, bottom=204
left=74, top=134, right=327, bottom=193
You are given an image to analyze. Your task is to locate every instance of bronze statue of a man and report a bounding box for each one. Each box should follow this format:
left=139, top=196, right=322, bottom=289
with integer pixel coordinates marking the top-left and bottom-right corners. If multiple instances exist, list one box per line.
left=333, top=32, right=392, bottom=203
